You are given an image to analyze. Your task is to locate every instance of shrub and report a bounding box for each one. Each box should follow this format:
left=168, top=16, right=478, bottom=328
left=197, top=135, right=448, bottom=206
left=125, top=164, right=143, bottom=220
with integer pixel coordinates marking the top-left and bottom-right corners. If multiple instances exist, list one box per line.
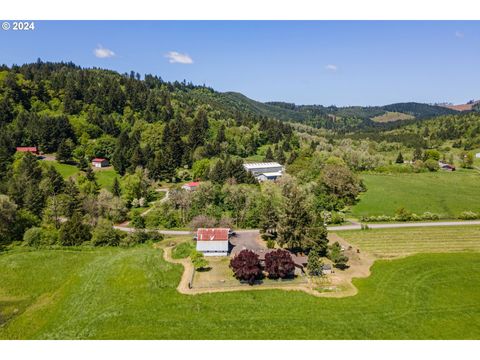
left=23, top=227, right=43, bottom=247
left=131, top=213, right=146, bottom=229
left=458, top=211, right=479, bottom=220
left=424, top=158, right=439, bottom=172
left=264, top=249, right=295, bottom=279
left=394, top=207, right=412, bottom=222
left=91, top=219, right=121, bottom=246
left=40, top=227, right=60, bottom=245
left=230, top=250, right=263, bottom=285
left=191, top=250, right=208, bottom=270
left=410, top=213, right=422, bottom=221
left=421, top=212, right=440, bottom=221
left=120, top=229, right=162, bottom=247
left=172, top=241, right=195, bottom=259
left=266, top=239, right=276, bottom=249
left=330, top=211, right=345, bottom=224
left=328, top=241, right=349, bottom=270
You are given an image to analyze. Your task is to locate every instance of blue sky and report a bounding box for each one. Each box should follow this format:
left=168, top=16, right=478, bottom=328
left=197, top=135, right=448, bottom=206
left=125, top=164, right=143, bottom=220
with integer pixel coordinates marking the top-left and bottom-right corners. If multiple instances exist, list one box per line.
left=1, top=21, right=479, bottom=106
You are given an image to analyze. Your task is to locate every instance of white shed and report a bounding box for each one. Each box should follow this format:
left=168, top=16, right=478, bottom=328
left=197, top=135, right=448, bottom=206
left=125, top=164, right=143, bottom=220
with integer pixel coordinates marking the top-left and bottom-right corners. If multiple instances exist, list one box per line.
left=196, top=228, right=230, bottom=256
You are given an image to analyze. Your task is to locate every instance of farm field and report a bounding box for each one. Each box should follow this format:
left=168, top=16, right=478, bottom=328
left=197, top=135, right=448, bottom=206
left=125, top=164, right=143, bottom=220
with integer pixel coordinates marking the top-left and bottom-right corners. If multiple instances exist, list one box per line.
left=338, top=225, right=480, bottom=258
left=351, top=170, right=480, bottom=218
left=1, top=244, right=480, bottom=339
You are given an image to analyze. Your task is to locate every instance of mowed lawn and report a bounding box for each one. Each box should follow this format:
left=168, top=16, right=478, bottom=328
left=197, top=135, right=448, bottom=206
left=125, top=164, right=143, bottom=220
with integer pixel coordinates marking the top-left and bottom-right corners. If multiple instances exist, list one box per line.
left=50, top=161, right=119, bottom=191
left=352, top=170, right=480, bottom=218
left=1, top=246, right=480, bottom=339
left=339, top=225, right=480, bottom=258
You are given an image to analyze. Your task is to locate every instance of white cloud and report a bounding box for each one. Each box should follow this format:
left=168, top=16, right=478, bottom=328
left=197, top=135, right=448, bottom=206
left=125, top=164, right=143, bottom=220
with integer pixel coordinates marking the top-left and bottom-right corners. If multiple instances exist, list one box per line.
left=165, top=51, right=194, bottom=64
left=94, top=45, right=115, bottom=58
left=455, top=31, right=464, bottom=38
left=325, top=64, right=338, bottom=71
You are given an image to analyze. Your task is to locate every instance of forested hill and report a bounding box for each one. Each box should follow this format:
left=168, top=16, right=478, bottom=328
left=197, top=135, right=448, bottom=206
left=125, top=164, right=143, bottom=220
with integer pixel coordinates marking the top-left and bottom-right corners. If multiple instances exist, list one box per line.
left=0, top=61, right=295, bottom=180
left=264, top=100, right=459, bottom=126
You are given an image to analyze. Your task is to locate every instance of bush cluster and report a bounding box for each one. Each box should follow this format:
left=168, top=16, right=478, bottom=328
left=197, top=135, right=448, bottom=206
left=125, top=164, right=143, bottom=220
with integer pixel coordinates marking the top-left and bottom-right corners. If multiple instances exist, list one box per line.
left=458, top=211, right=480, bottom=220
left=360, top=210, right=441, bottom=222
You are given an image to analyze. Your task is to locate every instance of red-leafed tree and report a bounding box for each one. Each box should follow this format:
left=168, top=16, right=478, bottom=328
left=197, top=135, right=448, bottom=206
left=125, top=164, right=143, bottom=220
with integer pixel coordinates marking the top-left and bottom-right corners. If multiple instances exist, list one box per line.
left=264, top=249, right=295, bottom=279
left=230, top=250, right=263, bottom=285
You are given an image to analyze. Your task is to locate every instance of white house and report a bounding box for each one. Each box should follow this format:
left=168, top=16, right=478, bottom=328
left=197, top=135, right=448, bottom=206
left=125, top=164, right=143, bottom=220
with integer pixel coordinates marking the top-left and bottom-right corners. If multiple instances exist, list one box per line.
left=196, top=228, right=230, bottom=256
left=181, top=181, right=200, bottom=191
left=243, top=162, right=284, bottom=181
left=92, top=158, right=109, bottom=168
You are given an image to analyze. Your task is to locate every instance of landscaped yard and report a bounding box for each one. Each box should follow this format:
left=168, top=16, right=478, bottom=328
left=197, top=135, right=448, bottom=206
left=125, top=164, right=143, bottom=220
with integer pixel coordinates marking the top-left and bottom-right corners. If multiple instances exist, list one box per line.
left=338, top=225, right=480, bottom=258
left=351, top=170, right=480, bottom=218
left=1, top=242, right=480, bottom=339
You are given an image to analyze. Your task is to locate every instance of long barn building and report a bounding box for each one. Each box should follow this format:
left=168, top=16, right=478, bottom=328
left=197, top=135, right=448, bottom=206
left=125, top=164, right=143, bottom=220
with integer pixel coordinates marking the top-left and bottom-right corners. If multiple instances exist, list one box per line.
left=243, top=162, right=284, bottom=181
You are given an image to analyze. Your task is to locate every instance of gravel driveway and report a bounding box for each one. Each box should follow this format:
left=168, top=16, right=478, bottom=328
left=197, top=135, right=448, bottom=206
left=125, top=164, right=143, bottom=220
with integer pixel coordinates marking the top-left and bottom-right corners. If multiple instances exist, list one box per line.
left=229, top=230, right=265, bottom=256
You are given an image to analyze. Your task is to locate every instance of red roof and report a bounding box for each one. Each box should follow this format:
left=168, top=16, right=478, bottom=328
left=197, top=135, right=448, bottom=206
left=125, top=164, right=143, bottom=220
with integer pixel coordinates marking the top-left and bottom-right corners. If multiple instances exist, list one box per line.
left=197, top=228, right=229, bottom=241
left=185, top=181, right=200, bottom=187
left=16, top=147, right=38, bottom=153
left=92, top=158, right=107, bottom=162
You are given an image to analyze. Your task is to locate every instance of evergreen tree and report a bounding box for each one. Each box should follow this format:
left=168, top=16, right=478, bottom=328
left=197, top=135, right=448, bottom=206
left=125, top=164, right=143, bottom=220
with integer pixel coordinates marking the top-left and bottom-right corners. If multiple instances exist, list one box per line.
left=277, top=181, right=311, bottom=250
left=305, top=224, right=329, bottom=255
left=56, top=138, right=73, bottom=163
left=59, top=212, right=92, bottom=246
left=395, top=152, right=404, bottom=164
left=307, top=249, right=324, bottom=276
left=78, top=156, right=89, bottom=171
left=112, top=130, right=131, bottom=175
left=112, top=177, right=122, bottom=197
left=259, top=198, right=278, bottom=241
left=275, top=146, right=286, bottom=164
left=63, top=178, right=82, bottom=218
left=413, top=147, right=423, bottom=161
left=264, top=147, right=274, bottom=162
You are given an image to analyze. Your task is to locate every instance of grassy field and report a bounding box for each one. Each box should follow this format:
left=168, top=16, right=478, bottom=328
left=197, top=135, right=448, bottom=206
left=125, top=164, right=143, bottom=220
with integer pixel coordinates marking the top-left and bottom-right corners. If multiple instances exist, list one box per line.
left=49, top=161, right=119, bottom=191
left=1, top=244, right=480, bottom=339
left=351, top=170, right=480, bottom=218
left=339, top=225, right=480, bottom=258
left=95, top=169, right=120, bottom=191
left=50, top=162, right=79, bottom=179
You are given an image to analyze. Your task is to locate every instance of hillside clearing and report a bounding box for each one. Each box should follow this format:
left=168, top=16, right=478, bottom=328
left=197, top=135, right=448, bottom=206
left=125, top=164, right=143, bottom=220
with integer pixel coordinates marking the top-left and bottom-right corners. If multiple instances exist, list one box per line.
left=50, top=161, right=119, bottom=191
left=371, top=111, right=414, bottom=123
